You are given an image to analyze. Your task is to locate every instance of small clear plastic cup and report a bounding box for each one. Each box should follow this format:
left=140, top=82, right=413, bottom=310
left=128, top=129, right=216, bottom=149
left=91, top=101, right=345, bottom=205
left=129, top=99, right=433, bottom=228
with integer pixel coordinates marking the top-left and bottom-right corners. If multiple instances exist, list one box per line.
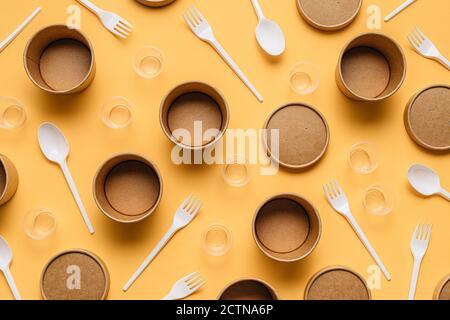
left=289, top=62, right=320, bottom=95
left=0, top=97, right=26, bottom=129
left=348, top=141, right=378, bottom=174
left=101, top=96, right=133, bottom=129
left=222, top=156, right=250, bottom=187
left=202, top=224, right=232, bottom=256
left=364, top=184, right=395, bottom=216
left=23, top=208, right=57, bottom=240
left=133, top=46, right=164, bottom=79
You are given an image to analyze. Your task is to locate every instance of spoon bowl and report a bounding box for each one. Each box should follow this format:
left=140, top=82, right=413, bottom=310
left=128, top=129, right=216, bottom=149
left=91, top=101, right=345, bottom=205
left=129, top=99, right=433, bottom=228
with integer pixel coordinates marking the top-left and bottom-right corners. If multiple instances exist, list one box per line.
left=255, top=19, right=285, bottom=56
left=0, top=236, right=12, bottom=270
left=408, top=164, right=449, bottom=201
left=38, top=123, right=69, bottom=164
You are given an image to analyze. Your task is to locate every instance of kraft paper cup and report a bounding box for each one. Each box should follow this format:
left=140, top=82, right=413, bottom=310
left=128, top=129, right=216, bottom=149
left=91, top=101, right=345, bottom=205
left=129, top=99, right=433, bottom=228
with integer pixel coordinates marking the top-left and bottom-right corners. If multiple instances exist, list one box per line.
left=218, top=279, right=279, bottom=300
left=252, top=194, right=321, bottom=262
left=336, top=33, right=406, bottom=101
left=160, top=82, right=229, bottom=151
left=41, top=249, right=110, bottom=300
left=263, top=103, right=330, bottom=170
left=93, top=154, right=163, bottom=223
left=135, top=0, right=177, bottom=7
left=297, top=0, right=362, bottom=31
left=434, top=275, right=450, bottom=300
left=304, top=266, right=371, bottom=300
left=404, top=84, right=450, bottom=152
left=0, top=154, right=19, bottom=207
left=24, top=25, right=95, bottom=94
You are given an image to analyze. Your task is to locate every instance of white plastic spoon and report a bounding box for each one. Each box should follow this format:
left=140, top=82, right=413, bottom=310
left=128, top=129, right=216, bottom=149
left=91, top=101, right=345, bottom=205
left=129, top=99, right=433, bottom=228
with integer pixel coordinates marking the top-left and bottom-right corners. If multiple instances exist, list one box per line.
left=408, top=164, right=450, bottom=201
left=251, top=0, right=285, bottom=56
left=0, top=236, right=21, bottom=300
left=38, top=123, right=95, bottom=234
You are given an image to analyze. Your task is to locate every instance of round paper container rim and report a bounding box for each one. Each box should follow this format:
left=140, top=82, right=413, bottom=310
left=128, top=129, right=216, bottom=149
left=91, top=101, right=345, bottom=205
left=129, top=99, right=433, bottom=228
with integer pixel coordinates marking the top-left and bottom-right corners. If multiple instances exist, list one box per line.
left=159, top=81, right=230, bottom=151
left=0, top=155, right=13, bottom=201
left=296, top=0, right=362, bottom=31
left=262, top=103, right=330, bottom=170
left=40, top=249, right=110, bottom=300
left=337, top=32, right=407, bottom=102
left=252, top=193, right=322, bottom=263
left=304, top=265, right=372, bottom=300
left=217, top=278, right=279, bottom=300
left=92, top=153, right=163, bottom=224
left=135, top=0, right=177, bottom=7
left=23, top=24, right=95, bottom=94
left=404, top=84, right=450, bottom=152
left=433, top=274, right=450, bottom=300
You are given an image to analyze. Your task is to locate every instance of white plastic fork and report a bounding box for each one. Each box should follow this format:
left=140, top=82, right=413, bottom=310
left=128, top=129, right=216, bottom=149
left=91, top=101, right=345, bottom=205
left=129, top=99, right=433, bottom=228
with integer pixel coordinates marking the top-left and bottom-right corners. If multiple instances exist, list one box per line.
left=123, top=195, right=202, bottom=291
left=409, top=223, right=432, bottom=300
left=161, top=272, right=206, bottom=300
left=183, top=6, right=263, bottom=102
left=323, top=180, right=391, bottom=281
left=407, top=28, right=450, bottom=70
left=76, top=0, right=133, bottom=39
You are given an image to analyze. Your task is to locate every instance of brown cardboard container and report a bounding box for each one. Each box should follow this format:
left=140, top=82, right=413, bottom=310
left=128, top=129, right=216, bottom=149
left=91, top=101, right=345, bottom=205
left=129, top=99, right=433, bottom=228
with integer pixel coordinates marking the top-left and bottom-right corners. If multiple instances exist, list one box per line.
left=160, top=82, right=229, bottom=150
left=404, top=85, right=450, bottom=152
left=24, top=25, right=95, bottom=94
left=252, top=194, right=321, bottom=262
left=135, top=0, right=176, bottom=7
left=93, top=154, right=163, bottom=223
left=304, top=266, right=371, bottom=300
left=297, top=0, right=362, bottom=31
left=0, top=154, right=18, bottom=207
left=434, top=275, right=450, bottom=300
left=41, top=249, right=110, bottom=300
left=263, top=103, right=329, bottom=170
left=336, top=33, right=406, bottom=101
left=218, top=279, right=279, bottom=300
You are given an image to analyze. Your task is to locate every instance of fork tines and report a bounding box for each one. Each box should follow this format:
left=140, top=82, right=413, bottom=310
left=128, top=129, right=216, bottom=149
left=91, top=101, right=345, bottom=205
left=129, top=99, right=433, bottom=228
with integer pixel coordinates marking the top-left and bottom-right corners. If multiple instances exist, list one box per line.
left=183, top=6, right=205, bottom=31
left=323, top=180, right=344, bottom=201
left=182, top=194, right=202, bottom=216
left=183, top=272, right=206, bottom=291
left=413, top=223, right=432, bottom=242
left=112, top=19, right=133, bottom=39
left=407, top=27, right=426, bottom=50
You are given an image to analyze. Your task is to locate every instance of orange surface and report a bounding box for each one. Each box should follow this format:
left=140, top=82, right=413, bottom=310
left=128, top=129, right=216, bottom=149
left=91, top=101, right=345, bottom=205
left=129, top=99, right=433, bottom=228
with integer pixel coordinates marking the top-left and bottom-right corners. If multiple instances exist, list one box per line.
left=0, top=0, right=449, bottom=300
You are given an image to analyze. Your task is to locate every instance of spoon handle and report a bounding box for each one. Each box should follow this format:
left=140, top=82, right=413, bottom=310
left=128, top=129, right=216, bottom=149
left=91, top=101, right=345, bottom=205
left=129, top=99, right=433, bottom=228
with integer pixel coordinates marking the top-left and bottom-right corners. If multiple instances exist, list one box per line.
left=440, top=189, right=450, bottom=201
left=60, top=161, right=95, bottom=234
left=251, top=0, right=265, bottom=20
left=4, top=267, right=21, bottom=300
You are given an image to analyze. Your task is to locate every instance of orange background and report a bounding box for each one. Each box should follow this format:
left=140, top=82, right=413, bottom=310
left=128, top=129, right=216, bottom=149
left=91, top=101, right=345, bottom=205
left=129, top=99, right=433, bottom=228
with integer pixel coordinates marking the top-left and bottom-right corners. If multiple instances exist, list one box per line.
left=0, top=0, right=449, bottom=300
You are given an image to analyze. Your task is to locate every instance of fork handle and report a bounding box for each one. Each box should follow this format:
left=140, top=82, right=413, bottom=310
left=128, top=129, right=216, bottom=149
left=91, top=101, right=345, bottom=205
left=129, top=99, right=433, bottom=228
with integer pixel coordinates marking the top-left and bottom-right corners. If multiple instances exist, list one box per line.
left=384, top=0, right=416, bottom=22
left=408, top=258, right=421, bottom=300
left=208, top=38, right=264, bottom=102
left=346, top=214, right=392, bottom=281
left=123, top=225, right=179, bottom=291
left=77, top=0, right=102, bottom=16
left=436, top=54, right=450, bottom=70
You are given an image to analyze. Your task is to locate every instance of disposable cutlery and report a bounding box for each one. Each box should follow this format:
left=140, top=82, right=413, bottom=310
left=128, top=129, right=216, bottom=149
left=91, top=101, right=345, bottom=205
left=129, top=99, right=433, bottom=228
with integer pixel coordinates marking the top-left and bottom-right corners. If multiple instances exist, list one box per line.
left=384, top=0, right=416, bottom=22
left=323, top=180, right=391, bottom=281
left=123, top=195, right=202, bottom=291
left=183, top=6, right=263, bottom=102
left=408, top=28, right=450, bottom=70
left=76, top=0, right=133, bottom=39
left=251, top=0, right=285, bottom=56
left=408, top=164, right=450, bottom=201
left=409, top=223, right=432, bottom=300
left=0, top=236, right=21, bottom=300
left=161, top=272, right=206, bottom=300
left=38, top=123, right=94, bottom=235
left=0, top=7, right=41, bottom=53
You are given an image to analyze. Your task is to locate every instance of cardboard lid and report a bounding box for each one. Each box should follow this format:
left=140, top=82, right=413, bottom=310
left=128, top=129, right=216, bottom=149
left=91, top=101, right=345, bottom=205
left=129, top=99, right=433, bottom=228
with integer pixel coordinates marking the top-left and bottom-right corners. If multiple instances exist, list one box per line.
left=218, top=279, right=278, bottom=300
left=405, top=85, right=450, bottom=151
left=167, top=92, right=223, bottom=147
left=297, top=0, right=361, bottom=30
left=41, top=250, right=109, bottom=300
left=341, top=47, right=390, bottom=98
left=434, top=275, right=450, bottom=300
left=264, top=104, right=329, bottom=169
left=104, top=160, right=161, bottom=216
left=135, top=0, right=176, bottom=7
left=39, top=39, right=92, bottom=92
left=305, top=266, right=371, bottom=300
left=255, top=198, right=310, bottom=253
